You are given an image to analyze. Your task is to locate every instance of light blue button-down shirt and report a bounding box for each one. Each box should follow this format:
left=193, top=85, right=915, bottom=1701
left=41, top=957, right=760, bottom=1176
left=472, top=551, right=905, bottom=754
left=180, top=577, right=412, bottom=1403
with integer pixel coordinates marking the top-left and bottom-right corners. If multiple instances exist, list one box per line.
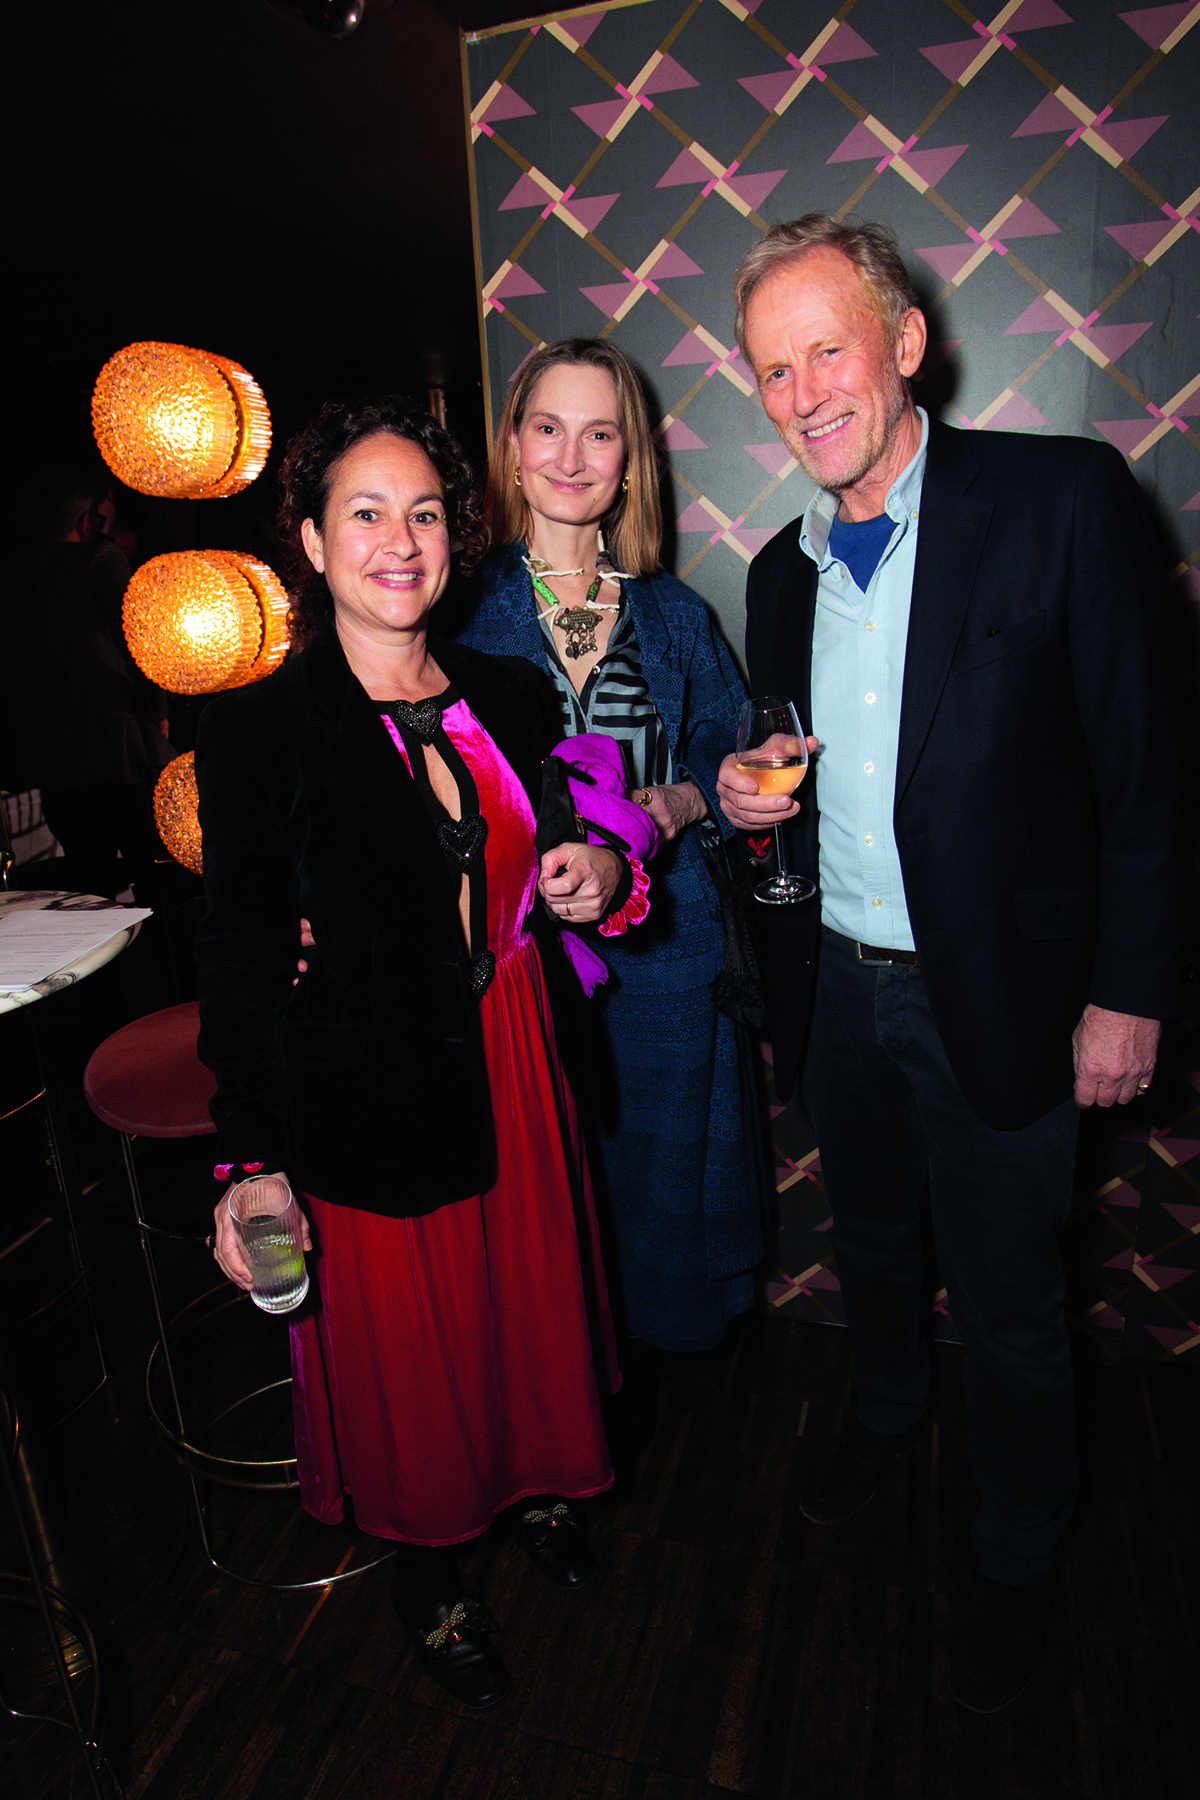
left=802, top=408, right=929, bottom=950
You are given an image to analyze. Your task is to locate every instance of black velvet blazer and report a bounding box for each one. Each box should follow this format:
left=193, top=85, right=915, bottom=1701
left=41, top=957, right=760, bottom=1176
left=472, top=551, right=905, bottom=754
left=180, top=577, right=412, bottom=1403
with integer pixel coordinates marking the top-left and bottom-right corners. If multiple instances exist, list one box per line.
left=745, top=421, right=1189, bottom=1129
left=194, top=626, right=576, bottom=1216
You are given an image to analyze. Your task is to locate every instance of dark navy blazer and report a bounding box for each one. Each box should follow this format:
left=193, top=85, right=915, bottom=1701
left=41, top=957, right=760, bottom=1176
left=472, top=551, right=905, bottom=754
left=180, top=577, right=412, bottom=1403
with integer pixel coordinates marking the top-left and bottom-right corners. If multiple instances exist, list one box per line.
left=746, top=420, right=1188, bottom=1129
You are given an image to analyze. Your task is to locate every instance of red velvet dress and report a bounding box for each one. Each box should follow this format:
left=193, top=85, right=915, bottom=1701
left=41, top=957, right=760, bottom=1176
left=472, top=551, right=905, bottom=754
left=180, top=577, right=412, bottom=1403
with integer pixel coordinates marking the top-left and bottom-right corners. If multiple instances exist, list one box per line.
left=289, top=700, right=620, bottom=1545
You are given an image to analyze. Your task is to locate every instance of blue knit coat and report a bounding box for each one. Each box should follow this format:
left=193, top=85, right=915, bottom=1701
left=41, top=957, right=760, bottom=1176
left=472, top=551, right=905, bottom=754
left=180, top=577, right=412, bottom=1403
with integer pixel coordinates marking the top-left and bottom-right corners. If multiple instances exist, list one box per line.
left=455, top=546, right=765, bottom=1351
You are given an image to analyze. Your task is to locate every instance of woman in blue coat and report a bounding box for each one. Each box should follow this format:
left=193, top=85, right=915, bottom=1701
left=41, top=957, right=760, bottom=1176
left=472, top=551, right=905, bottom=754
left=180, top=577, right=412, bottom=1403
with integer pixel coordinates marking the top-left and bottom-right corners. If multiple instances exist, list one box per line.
left=454, top=338, right=764, bottom=1353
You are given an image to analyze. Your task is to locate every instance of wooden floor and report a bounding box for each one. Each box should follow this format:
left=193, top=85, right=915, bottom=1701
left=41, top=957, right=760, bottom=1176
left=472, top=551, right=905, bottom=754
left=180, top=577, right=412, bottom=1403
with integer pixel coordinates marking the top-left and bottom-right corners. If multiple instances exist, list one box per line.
left=2, top=1245, right=1196, bottom=1800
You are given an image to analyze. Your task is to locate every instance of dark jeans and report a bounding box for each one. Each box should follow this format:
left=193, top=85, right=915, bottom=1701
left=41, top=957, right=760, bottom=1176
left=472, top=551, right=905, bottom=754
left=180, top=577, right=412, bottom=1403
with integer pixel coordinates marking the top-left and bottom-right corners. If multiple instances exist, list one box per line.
left=803, top=927, right=1079, bottom=1585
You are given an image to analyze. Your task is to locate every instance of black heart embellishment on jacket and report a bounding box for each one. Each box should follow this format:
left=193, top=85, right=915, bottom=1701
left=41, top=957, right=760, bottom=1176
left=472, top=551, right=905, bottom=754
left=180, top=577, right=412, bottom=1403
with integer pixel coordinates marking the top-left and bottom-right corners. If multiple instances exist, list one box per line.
left=438, top=814, right=488, bottom=869
left=389, top=698, right=441, bottom=743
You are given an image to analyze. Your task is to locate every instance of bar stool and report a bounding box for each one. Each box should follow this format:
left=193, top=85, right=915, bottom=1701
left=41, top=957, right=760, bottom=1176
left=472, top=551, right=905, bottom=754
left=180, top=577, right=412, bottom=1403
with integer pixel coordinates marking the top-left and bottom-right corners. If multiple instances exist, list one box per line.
left=83, top=1002, right=391, bottom=1592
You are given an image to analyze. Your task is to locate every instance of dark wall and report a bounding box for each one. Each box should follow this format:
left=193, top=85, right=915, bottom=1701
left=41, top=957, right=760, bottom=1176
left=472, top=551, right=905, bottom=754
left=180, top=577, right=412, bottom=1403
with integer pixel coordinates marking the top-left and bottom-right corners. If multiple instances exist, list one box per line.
left=11, top=0, right=525, bottom=515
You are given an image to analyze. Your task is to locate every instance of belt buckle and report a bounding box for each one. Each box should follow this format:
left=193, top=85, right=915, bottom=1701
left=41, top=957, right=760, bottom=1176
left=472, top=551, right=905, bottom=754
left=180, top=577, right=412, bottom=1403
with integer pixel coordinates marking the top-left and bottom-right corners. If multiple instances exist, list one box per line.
left=856, top=942, right=895, bottom=966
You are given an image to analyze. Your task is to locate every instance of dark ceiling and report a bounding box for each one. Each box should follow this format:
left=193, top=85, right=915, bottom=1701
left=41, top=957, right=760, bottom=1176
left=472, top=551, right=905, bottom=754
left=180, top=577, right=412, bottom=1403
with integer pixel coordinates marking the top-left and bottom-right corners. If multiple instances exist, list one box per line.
left=13, top=0, right=540, bottom=479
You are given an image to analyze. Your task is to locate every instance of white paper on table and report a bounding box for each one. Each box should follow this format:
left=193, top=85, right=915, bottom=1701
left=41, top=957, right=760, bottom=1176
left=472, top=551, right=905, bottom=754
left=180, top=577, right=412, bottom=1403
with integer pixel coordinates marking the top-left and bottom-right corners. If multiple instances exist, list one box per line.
left=0, top=908, right=154, bottom=989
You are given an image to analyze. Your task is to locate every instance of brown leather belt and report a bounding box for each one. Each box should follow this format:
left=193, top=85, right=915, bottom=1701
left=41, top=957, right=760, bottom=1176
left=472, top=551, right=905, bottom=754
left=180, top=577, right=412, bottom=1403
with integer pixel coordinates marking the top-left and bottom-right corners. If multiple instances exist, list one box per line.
left=856, top=942, right=919, bottom=967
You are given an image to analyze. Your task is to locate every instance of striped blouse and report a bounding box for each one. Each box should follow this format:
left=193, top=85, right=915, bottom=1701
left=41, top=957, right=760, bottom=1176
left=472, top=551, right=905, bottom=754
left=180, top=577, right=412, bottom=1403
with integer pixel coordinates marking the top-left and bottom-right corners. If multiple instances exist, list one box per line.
left=537, top=594, right=673, bottom=792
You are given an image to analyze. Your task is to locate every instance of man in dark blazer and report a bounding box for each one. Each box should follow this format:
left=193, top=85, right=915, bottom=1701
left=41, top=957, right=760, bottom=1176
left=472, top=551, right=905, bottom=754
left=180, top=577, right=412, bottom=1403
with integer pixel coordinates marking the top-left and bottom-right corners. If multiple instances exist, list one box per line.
left=716, top=216, right=1186, bottom=1712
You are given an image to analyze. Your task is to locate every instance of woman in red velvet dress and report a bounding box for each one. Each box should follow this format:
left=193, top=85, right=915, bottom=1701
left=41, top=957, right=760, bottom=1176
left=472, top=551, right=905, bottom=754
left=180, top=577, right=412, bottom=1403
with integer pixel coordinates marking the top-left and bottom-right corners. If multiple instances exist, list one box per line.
left=199, top=397, right=636, bottom=1708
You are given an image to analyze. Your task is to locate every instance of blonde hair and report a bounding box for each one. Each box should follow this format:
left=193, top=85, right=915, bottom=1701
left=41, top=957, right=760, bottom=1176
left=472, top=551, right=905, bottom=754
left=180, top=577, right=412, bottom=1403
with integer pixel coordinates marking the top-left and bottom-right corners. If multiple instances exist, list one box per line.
left=484, top=339, right=662, bottom=576
left=733, top=214, right=920, bottom=360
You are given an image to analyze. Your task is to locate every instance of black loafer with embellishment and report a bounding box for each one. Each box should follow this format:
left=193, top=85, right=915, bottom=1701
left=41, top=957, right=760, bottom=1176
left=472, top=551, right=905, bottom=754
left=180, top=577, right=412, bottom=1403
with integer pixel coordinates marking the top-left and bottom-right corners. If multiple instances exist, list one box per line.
left=395, top=1592, right=511, bottom=1708
left=515, top=1500, right=598, bottom=1588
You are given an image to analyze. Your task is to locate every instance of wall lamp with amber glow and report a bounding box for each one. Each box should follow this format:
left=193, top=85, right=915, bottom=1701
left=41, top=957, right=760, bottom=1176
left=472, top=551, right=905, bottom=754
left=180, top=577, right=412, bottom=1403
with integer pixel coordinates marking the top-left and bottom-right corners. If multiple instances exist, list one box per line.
left=124, top=550, right=290, bottom=695
left=92, top=341, right=271, bottom=499
left=153, top=753, right=203, bottom=875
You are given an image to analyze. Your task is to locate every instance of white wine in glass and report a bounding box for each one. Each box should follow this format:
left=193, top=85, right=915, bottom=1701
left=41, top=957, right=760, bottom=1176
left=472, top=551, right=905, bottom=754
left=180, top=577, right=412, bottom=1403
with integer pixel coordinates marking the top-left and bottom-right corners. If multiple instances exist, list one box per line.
left=735, top=696, right=816, bottom=905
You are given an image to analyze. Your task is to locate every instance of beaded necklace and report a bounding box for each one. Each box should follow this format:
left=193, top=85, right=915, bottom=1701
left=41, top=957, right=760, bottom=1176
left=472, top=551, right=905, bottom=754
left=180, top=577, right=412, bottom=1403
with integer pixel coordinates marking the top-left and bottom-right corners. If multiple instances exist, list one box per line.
left=523, top=532, right=624, bottom=661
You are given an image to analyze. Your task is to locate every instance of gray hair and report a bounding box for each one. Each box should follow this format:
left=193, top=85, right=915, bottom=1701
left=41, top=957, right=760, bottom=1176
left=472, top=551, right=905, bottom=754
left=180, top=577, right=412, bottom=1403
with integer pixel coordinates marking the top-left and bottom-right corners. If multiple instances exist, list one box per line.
left=733, top=214, right=920, bottom=360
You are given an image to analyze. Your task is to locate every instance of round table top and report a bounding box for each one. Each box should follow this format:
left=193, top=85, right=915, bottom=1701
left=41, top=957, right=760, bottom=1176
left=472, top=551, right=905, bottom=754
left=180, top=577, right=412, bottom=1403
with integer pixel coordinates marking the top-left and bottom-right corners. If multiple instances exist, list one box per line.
left=0, top=890, right=141, bottom=1015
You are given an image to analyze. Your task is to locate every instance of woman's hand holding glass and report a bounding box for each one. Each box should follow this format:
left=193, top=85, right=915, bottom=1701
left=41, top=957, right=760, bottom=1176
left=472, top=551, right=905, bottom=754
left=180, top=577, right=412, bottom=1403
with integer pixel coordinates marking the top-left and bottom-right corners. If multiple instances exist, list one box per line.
left=213, top=1185, right=313, bottom=1293
left=538, top=841, right=623, bottom=922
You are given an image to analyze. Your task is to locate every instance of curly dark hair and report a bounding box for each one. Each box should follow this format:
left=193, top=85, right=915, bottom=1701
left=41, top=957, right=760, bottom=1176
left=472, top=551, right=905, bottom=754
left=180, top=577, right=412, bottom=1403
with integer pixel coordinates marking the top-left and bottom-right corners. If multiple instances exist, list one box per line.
left=276, top=394, right=484, bottom=650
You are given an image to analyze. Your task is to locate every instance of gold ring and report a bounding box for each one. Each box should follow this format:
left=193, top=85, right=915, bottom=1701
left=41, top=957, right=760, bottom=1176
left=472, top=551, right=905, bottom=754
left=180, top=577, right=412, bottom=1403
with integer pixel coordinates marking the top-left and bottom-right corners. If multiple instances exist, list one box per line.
left=1137, top=1080, right=1151, bottom=1091
left=636, top=788, right=654, bottom=807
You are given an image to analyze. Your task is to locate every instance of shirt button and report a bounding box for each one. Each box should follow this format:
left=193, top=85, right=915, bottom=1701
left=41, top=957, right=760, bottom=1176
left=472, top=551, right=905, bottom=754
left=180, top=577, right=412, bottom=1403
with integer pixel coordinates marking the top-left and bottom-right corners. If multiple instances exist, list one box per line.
left=864, top=761, right=875, bottom=774
left=872, top=897, right=883, bottom=909
left=865, top=619, right=875, bottom=632
left=864, top=833, right=874, bottom=846
left=864, top=691, right=876, bottom=704
left=911, top=508, right=919, bottom=522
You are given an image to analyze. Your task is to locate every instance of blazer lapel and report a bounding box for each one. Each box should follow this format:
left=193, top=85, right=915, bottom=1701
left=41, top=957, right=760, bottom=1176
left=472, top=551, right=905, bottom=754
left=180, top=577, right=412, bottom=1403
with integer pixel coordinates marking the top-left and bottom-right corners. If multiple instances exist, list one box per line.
left=895, top=424, right=993, bottom=802
left=293, top=629, right=459, bottom=919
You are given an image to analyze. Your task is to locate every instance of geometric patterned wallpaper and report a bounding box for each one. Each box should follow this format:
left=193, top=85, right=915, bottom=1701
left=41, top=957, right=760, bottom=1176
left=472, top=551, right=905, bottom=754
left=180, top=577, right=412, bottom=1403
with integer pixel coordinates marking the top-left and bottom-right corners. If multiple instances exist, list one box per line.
left=463, top=0, right=1199, bottom=660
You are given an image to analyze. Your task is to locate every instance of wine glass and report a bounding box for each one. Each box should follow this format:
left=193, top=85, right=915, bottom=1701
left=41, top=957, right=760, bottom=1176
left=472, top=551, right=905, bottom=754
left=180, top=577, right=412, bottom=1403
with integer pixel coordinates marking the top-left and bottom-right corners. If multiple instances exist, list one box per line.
left=735, top=696, right=815, bottom=905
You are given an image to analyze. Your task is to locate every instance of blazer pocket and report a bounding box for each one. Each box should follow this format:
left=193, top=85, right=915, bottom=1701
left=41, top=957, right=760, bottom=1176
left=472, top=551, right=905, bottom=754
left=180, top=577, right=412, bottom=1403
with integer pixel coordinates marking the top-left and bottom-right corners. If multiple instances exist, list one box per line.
left=1014, top=889, right=1098, bottom=940
left=952, top=610, right=1047, bottom=675
left=281, top=1020, right=368, bottom=1067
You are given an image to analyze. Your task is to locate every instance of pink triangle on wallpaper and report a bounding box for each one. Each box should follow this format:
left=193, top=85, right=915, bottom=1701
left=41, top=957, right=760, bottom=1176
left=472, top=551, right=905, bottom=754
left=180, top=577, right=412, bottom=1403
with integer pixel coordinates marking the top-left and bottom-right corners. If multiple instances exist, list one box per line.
left=828, top=120, right=885, bottom=164
left=739, top=71, right=797, bottom=114
left=988, top=392, right=1050, bottom=431
left=639, top=53, right=699, bottom=95
left=1106, top=220, right=1174, bottom=261
left=1082, top=322, right=1153, bottom=362
left=1096, top=116, right=1168, bottom=163
left=572, top=99, right=628, bottom=139
left=1006, top=295, right=1070, bottom=334
left=1164, top=1202, right=1200, bottom=1230
left=564, top=193, right=619, bottom=234
left=817, top=23, right=877, bottom=63
left=481, top=84, right=534, bottom=123
left=1013, top=91, right=1080, bottom=135
left=725, top=171, right=786, bottom=212
left=490, top=264, right=544, bottom=300
left=1007, top=0, right=1074, bottom=28
left=1145, top=1325, right=1200, bottom=1352
left=657, top=146, right=712, bottom=187
left=1000, top=199, right=1060, bottom=237
left=915, top=242, right=977, bottom=281
left=904, top=144, right=969, bottom=185
left=1135, top=1261, right=1194, bottom=1290
left=660, top=419, right=707, bottom=451
left=1093, top=418, right=1150, bottom=454
left=1120, top=4, right=1193, bottom=47
left=1081, top=1304, right=1127, bottom=1332
left=647, top=242, right=703, bottom=277
left=676, top=499, right=721, bottom=531
left=1183, top=492, right=1200, bottom=511
left=920, top=41, right=982, bottom=85
left=663, top=330, right=715, bottom=366
left=499, top=172, right=547, bottom=211
left=580, top=281, right=637, bottom=318
left=745, top=443, right=795, bottom=477
left=554, top=10, right=605, bottom=48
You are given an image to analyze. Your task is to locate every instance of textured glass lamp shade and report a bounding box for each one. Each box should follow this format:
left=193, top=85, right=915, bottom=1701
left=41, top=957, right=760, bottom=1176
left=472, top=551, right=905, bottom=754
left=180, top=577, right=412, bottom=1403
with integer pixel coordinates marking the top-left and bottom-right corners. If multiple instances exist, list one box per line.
left=154, top=753, right=203, bottom=875
left=123, top=550, right=291, bottom=695
left=92, top=342, right=271, bottom=499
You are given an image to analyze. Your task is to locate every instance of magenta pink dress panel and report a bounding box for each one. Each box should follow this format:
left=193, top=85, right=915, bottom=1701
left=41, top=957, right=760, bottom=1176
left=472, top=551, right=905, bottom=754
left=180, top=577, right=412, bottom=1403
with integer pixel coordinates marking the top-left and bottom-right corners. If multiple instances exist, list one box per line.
left=288, top=700, right=619, bottom=1544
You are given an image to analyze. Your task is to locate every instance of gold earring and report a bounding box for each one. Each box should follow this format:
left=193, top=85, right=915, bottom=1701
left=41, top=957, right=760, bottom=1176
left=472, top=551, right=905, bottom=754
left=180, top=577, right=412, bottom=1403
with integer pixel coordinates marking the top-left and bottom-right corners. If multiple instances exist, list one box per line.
left=514, top=468, right=522, bottom=489
left=621, top=474, right=629, bottom=493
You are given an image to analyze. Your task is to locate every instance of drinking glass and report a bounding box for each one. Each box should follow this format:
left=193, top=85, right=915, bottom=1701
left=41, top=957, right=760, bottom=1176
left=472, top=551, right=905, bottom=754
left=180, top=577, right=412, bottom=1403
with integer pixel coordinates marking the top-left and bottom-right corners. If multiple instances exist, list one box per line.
left=735, top=696, right=815, bottom=905
left=227, top=1174, right=310, bottom=1314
